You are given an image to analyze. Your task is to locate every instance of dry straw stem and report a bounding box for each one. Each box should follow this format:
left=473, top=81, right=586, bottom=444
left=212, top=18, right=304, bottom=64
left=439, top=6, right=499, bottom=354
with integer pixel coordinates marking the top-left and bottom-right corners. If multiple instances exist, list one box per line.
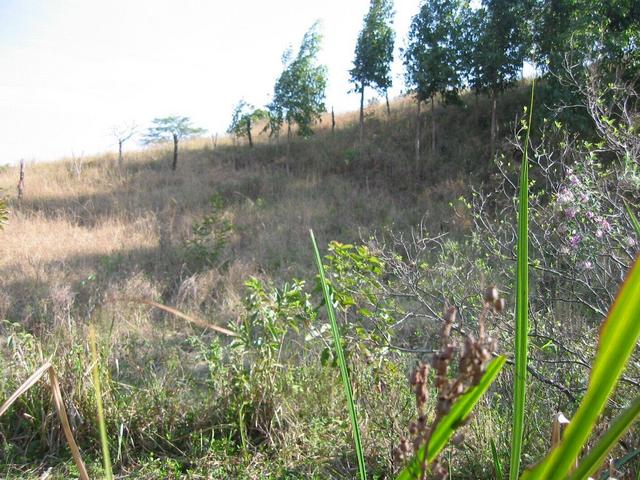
left=122, top=297, right=238, bottom=337
left=0, top=362, right=90, bottom=480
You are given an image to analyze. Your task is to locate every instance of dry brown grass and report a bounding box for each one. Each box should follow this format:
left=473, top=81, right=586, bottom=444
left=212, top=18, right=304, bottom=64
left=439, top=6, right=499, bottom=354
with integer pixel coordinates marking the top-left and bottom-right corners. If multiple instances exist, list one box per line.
left=0, top=86, right=537, bottom=333
left=0, top=124, right=423, bottom=331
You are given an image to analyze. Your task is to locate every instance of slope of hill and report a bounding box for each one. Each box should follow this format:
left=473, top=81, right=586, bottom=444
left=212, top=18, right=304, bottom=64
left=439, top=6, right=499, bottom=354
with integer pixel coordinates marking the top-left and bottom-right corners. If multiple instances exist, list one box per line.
left=0, top=84, right=541, bottom=478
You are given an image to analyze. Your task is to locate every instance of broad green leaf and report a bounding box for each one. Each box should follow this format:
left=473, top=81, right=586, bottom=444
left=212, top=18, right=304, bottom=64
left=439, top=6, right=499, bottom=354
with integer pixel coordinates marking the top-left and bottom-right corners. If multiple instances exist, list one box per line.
left=522, top=256, right=640, bottom=479
left=310, top=230, right=367, bottom=480
left=510, top=77, right=535, bottom=480
left=396, top=356, right=506, bottom=480
left=568, top=396, right=640, bottom=480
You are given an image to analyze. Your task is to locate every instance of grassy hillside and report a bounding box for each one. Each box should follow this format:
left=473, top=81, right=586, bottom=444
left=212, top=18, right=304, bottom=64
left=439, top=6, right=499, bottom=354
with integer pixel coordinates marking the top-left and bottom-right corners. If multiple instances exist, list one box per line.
left=6, top=82, right=636, bottom=479
left=0, top=86, right=535, bottom=328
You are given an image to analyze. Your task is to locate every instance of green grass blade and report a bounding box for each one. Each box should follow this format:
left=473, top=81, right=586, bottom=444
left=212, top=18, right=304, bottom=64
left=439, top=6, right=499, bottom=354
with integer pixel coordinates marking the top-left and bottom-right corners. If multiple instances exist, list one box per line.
left=510, top=77, right=536, bottom=480
left=491, top=438, right=504, bottom=480
left=310, top=229, right=367, bottom=480
left=396, top=356, right=506, bottom=480
left=568, top=396, right=640, bottom=480
left=624, top=199, right=640, bottom=238
left=521, top=256, right=640, bottom=479
left=89, top=327, right=113, bottom=480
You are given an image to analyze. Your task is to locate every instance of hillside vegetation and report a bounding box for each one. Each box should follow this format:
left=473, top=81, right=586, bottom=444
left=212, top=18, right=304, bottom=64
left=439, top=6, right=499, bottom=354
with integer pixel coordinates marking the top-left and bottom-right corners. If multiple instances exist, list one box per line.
left=1, top=83, right=639, bottom=479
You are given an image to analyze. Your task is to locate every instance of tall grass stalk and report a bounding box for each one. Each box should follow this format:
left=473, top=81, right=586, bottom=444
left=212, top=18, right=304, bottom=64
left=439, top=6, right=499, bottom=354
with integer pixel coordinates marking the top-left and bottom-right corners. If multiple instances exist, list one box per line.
left=89, top=327, right=113, bottom=480
left=310, top=229, right=367, bottom=480
left=509, top=78, right=535, bottom=480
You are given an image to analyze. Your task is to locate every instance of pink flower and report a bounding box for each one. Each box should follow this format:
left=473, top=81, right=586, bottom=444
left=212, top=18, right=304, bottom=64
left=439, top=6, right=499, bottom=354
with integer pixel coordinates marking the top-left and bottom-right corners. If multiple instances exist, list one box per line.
left=600, top=219, right=611, bottom=232
left=628, top=237, right=637, bottom=247
left=557, top=187, right=575, bottom=205
left=595, top=229, right=604, bottom=239
left=568, top=174, right=579, bottom=185
left=579, top=260, right=593, bottom=270
left=586, top=211, right=595, bottom=219
left=579, top=193, right=589, bottom=203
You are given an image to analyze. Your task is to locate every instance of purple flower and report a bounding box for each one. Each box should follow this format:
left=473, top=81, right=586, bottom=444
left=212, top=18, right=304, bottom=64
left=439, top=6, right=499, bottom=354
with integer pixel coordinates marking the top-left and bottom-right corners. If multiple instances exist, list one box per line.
left=586, top=211, right=595, bottom=220
left=568, top=174, right=579, bottom=185
left=579, top=193, right=589, bottom=203
left=565, top=207, right=577, bottom=219
left=570, top=234, right=582, bottom=248
left=600, top=219, right=611, bottom=232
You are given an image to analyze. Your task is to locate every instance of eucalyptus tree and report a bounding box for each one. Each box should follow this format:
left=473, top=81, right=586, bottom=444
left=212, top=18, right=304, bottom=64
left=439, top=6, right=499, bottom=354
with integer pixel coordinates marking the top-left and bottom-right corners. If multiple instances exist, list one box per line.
left=404, top=0, right=468, bottom=169
left=227, top=100, right=267, bottom=148
left=469, top=0, right=530, bottom=159
left=142, top=116, right=205, bottom=171
left=350, top=0, right=395, bottom=141
left=268, top=21, right=327, bottom=162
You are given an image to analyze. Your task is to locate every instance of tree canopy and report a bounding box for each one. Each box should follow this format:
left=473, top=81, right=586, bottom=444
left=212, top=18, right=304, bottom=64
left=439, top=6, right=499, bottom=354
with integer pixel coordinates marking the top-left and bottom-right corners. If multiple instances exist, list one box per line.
left=227, top=101, right=267, bottom=148
left=142, top=116, right=205, bottom=145
left=350, top=0, right=395, bottom=97
left=268, top=21, right=328, bottom=138
left=404, top=0, right=468, bottom=104
left=142, top=116, right=205, bottom=170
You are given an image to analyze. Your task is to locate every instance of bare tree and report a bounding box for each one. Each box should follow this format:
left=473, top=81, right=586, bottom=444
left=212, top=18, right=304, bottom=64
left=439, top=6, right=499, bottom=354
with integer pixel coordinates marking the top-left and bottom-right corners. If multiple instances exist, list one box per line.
left=111, top=123, right=137, bottom=168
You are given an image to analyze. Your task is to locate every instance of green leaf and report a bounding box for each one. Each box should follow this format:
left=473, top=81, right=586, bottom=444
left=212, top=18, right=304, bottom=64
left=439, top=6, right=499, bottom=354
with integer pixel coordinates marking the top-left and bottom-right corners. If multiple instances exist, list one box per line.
left=310, top=230, right=367, bottom=480
left=491, top=438, right=504, bottom=480
left=624, top=200, right=640, bottom=238
left=510, top=76, right=535, bottom=480
left=396, top=356, right=506, bottom=480
left=521, top=256, right=640, bottom=479
left=568, top=396, right=640, bottom=480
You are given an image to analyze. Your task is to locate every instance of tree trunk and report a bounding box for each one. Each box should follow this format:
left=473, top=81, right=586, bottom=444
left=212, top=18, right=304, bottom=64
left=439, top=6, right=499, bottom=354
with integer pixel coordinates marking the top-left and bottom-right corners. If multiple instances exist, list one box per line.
left=359, top=85, right=365, bottom=145
left=286, top=121, right=291, bottom=175
left=415, top=99, right=421, bottom=173
left=172, top=133, right=179, bottom=171
left=385, top=91, right=391, bottom=117
left=490, top=88, right=498, bottom=160
left=17, top=159, right=25, bottom=202
left=118, top=140, right=123, bottom=167
left=331, top=106, right=336, bottom=134
left=247, top=117, right=253, bottom=148
left=431, top=95, right=436, bottom=154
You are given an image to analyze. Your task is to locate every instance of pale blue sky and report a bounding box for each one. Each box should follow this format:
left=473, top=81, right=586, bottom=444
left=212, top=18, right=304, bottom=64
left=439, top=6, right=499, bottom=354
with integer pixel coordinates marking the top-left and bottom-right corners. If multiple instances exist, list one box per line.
left=0, top=0, right=421, bottom=164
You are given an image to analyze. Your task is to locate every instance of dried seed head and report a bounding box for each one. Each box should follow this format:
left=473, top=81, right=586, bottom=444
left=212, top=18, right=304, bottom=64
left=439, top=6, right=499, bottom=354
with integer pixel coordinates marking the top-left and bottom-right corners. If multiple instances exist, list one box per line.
left=444, top=307, right=456, bottom=324
left=484, top=286, right=499, bottom=303
left=494, top=297, right=506, bottom=312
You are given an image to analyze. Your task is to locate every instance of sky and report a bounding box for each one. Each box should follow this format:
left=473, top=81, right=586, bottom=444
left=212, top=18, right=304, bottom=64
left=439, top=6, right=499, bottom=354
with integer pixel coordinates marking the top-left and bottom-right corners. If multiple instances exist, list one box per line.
left=0, top=0, right=421, bottom=164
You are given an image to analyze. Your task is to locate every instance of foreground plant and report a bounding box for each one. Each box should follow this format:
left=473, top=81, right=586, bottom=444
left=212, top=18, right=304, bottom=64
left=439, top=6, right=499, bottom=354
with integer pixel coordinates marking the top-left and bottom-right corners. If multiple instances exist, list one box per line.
left=395, top=288, right=507, bottom=479
left=311, top=230, right=367, bottom=480
left=521, top=255, right=640, bottom=479
left=0, top=362, right=89, bottom=480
